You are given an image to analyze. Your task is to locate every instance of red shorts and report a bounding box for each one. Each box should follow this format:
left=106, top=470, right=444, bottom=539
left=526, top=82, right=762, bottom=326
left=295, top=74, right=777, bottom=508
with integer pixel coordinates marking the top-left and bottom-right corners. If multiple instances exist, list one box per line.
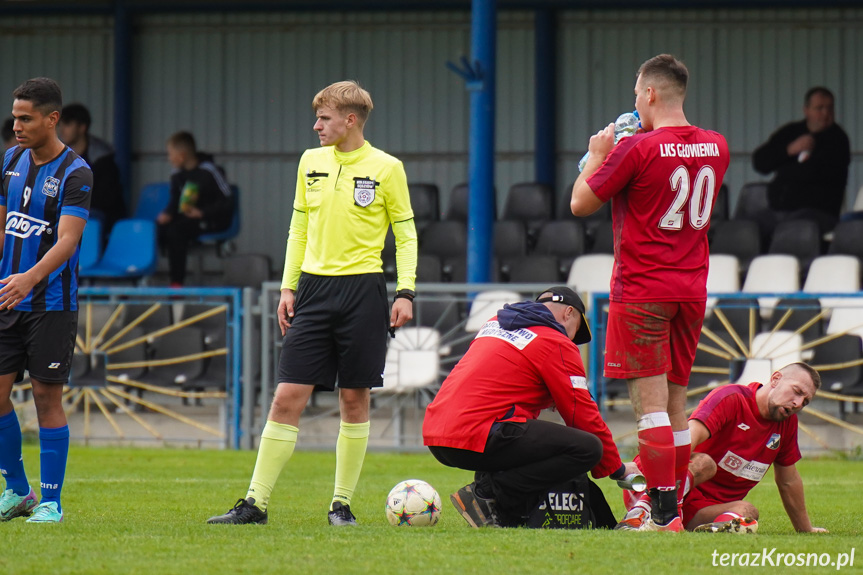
left=603, top=300, right=705, bottom=386
left=681, top=485, right=723, bottom=525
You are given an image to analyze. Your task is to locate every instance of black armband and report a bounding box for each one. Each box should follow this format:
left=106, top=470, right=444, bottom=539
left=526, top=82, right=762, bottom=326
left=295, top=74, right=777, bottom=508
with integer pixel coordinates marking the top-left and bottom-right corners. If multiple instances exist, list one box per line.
left=394, top=289, right=415, bottom=303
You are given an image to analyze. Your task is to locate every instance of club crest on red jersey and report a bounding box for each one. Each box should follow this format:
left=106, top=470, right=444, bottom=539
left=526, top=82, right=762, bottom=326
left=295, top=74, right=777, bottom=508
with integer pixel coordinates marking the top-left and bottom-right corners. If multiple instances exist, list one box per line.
left=766, top=433, right=781, bottom=450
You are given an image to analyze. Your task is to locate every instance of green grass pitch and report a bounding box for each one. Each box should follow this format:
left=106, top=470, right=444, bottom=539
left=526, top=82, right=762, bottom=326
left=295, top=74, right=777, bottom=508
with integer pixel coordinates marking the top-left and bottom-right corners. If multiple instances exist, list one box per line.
left=1, top=446, right=860, bottom=574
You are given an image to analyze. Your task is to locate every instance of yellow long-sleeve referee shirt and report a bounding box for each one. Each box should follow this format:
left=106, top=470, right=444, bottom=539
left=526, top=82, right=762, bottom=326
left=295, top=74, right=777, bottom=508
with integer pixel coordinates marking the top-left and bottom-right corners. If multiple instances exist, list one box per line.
left=281, top=141, right=418, bottom=292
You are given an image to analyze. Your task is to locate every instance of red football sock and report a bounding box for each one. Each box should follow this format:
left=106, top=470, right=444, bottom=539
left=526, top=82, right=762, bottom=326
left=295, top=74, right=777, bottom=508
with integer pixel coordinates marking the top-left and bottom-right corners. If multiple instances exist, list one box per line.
left=637, top=414, right=675, bottom=491
left=715, top=511, right=742, bottom=523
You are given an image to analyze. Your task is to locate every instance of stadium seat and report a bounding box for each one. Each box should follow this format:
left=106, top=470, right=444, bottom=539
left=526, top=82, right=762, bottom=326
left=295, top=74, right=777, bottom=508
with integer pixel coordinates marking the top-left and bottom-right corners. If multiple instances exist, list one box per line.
left=750, top=330, right=803, bottom=372
left=195, top=184, right=241, bottom=254
left=506, top=255, right=561, bottom=284
left=445, top=257, right=500, bottom=283
left=382, top=327, right=442, bottom=392
left=826, top=303, right=863, bottom=339
left=567, top=253, right=614, bottom=304
left=812, top=334, right=863, bottom=405
left=589, top=220, right=614, bottom=254
left=815, top=333, right=863, bottom=419
left=416, top=254, right=443, bottom=283
left=828, top=220, right=863, bottom=260
left=447, top=183, right=496, bottom=223
left=414, top=295, right=461, bottom=334
left=710, top=220, right=761, bottom=273
left=420, top=221, right=467, bottom=260
left=768, top=298, right=823, bottom=342
left=180, top=304, right=230, bottom=391
left=104, top=326, right=148, bottom=383
left=408, top=183, right=441, bottom=224
left=222, top=253, right=271, bottom=288
left=733, top=182, right=769, bottom=221
left=706, top=254, right=740, bottom=313
left=768, top=219, right=821, bottom=272
left=494, top=220, right=528, bottom=258
left=741, top=255, right=800, bottom=318
left=133, top=182, right=171, bottom=221
left=803, top=255, right=861, bottom=314
left=712, top=183, right=730, bottom=222
left=502, top=182, right=554, bottom=245
left=464, top=290, right=521, bottom=333
left=533, top=220, right=586, bottom=279
left=79, top=218, right=102, bottom=272
left=79, top=219, right=158, bottom=283
left=143, top=327, right=207, bottom=387
left=706, top=298, right=761, bottom=356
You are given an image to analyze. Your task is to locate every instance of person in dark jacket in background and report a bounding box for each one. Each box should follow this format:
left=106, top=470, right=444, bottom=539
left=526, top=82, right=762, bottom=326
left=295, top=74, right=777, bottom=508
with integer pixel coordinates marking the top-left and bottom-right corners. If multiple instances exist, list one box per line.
left=58, top=103, right=127, bottom=237
left=157, top=131, right=233, bottom=287
left=753, top=87, right=851, bottom=240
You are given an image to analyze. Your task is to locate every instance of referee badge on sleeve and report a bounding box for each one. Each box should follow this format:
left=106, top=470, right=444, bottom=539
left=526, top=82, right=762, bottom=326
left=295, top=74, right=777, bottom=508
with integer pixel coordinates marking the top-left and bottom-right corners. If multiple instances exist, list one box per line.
left=353, top=177, right=378, bottom=208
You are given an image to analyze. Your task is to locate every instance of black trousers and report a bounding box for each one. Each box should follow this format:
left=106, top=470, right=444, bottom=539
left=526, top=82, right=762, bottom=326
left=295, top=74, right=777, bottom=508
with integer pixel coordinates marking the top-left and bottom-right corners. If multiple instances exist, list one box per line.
left=428, top=419, right=603, bottom=521
left=159, top=215, right=204, bottom=285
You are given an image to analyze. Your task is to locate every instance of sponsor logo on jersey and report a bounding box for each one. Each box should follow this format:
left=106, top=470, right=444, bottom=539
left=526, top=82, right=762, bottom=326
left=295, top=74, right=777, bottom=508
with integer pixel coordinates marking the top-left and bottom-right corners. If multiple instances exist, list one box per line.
left=5, top=211, right=49, bottom=239
left=42, top=176, right=60, bottom=197
left=4, top=171, right=19, bottom=177
left=606, top=362, right=621, bottom=368
left=475, top=320, right=536, bottom=350
left=737, top=423, right=750, bottom=431
left=719, top=450, right=769, bottom=482
left=766, top=432, right=781, bottom=450
left=353, top=177, right=377, bottom=208
left=536, top=490, right=585, bottom=512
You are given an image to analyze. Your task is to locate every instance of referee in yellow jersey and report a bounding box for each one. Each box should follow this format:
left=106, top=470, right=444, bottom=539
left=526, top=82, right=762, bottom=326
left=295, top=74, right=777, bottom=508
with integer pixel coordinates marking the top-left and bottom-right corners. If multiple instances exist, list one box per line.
left=208, top=81, right=417, bottom=526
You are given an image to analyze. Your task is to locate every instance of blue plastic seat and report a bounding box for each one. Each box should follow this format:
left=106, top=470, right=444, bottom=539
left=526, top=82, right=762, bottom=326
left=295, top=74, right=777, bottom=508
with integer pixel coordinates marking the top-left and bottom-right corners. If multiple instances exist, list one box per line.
left=78, top=218, right=157, bottom=281
left=78, top=218, right=102, bottom=272
left=197, top=185, right=240, bottom=247
left=134, top=182, right=171, bottom=221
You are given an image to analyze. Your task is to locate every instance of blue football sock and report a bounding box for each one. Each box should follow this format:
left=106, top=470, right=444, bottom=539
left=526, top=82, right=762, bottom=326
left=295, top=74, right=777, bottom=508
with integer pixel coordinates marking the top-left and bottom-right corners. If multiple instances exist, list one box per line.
left=0, top=410, right=30, bottom=496
left=38, top=425, right=69, bottom=512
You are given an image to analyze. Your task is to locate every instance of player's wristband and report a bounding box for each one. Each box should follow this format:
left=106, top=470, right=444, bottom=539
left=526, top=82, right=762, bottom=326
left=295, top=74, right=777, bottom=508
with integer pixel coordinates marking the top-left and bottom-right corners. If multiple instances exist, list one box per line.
left=394, top=289, right=415, bottom=303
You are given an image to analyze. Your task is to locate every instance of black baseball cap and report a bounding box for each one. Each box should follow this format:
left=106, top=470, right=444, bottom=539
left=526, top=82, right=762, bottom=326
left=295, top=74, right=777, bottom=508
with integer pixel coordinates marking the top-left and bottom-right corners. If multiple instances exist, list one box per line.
left=536, top=286, right=592, bottom=345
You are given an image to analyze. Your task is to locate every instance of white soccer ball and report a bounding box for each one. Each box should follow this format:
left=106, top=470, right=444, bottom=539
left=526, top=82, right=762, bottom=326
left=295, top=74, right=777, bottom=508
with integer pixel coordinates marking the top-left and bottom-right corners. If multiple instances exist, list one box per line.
left=385, top=479, right=442, bottom=527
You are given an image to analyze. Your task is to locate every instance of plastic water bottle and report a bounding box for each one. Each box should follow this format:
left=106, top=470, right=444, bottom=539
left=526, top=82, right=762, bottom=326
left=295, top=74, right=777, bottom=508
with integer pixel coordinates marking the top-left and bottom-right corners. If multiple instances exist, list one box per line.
left=578, top=110, right=640, bottom=172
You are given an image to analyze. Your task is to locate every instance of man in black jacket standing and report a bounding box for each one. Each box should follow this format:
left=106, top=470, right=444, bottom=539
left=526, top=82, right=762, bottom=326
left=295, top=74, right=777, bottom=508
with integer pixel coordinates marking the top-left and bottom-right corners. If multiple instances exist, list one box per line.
left=753, top=87, right=851, bottom=239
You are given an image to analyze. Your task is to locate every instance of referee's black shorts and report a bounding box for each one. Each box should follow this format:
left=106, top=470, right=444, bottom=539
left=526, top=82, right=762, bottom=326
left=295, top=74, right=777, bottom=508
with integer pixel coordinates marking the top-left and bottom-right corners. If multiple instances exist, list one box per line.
left=0, top=309, right=78, bottom=384
left=278, top=272, right=389, bottom=390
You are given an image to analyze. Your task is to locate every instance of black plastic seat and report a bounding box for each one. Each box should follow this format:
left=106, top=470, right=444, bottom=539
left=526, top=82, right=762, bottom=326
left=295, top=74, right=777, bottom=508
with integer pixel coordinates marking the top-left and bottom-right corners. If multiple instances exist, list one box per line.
left=502, top=182, right=553, bottom=246
left=768, top=219, right=821, bottom=274
left=712, top=183, right=730, bottom=222
left=733, top=182, right=769, bottom=221
left=223, top=253, right=271, bottom=288
left=416, top=254, right=442, bottom=283
left=710, top=220, right=762, bottom=273
left=829, top=220, right=863, bottom=260
left=506, top=255, right=561, bottom=283
left=533, top=220, right=586, bottom=279
left=420, top=221, right=467, bottom=261
left=812, top=334, right=863, bottom=419
left=409, top=183, right=440, bottom=222
left=447, top=183, right=496, bottom=223
left=590, top=220, right=614, bottom=254
left=768, top=297, right=823, bottom=342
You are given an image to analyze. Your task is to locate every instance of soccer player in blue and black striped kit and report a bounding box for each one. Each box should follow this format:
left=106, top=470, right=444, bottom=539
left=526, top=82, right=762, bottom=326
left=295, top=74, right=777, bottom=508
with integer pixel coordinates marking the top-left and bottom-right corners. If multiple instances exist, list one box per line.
left=0, top=78, right=92, bottom=523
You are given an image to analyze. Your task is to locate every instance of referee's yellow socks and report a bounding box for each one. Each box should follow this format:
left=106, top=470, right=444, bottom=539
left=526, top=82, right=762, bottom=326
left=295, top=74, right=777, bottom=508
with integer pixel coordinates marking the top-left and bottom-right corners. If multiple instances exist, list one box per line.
left=331, top=420, right=370, bottom=511
left=246, top=420, right=298, bottom=511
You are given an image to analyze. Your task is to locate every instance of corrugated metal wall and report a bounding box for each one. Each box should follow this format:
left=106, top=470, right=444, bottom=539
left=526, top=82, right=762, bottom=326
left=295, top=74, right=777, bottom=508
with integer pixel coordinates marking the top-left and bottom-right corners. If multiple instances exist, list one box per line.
left=2, top=9, right=862, bottom=267
left=0, top=16, right=114, bottom=135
